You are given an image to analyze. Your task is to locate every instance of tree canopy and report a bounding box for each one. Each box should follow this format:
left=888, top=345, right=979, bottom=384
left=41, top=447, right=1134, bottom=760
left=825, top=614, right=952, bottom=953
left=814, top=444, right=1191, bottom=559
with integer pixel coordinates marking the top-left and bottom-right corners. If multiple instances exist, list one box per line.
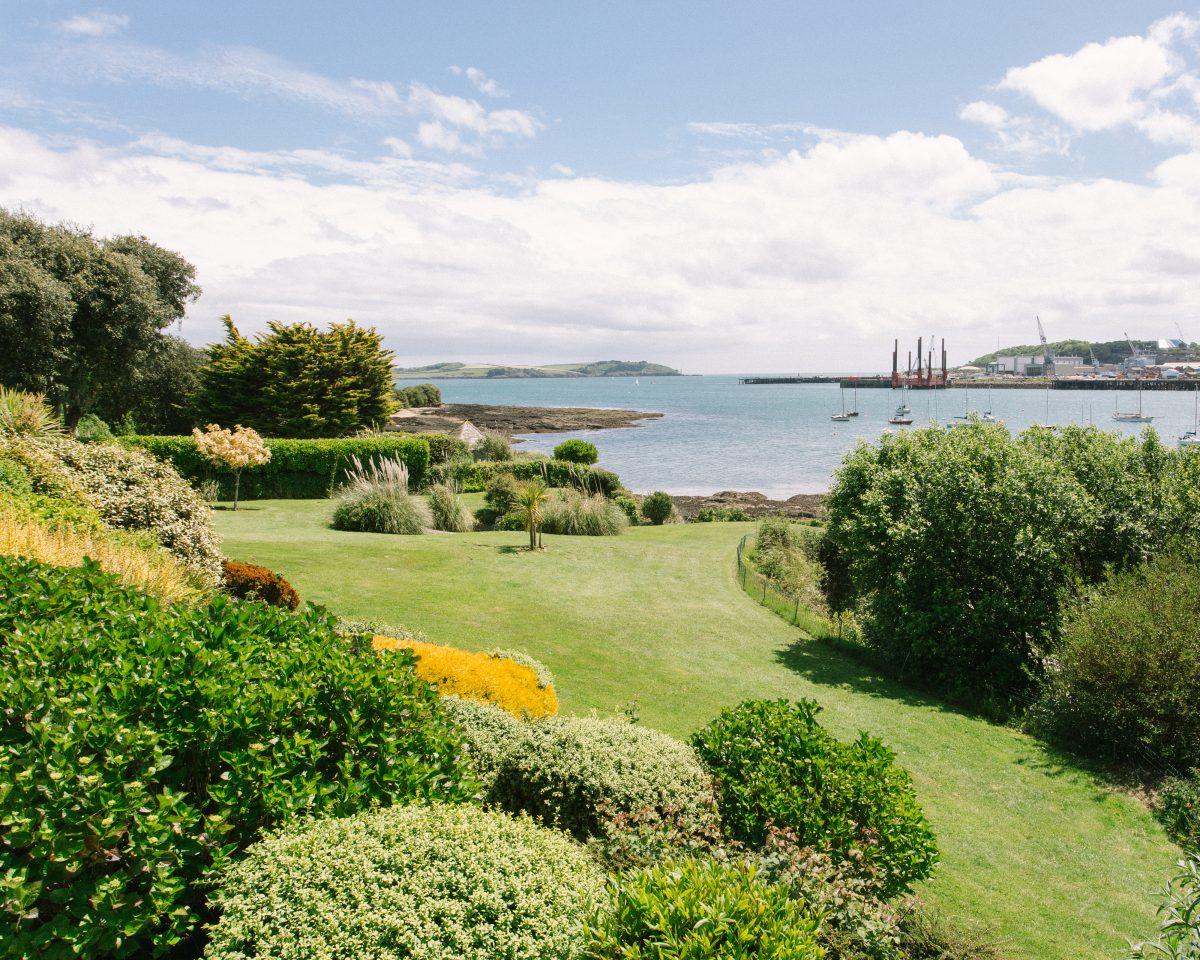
left=195, top=316, right=397, bottom=437
left=0, top=210, right=199, bottom=425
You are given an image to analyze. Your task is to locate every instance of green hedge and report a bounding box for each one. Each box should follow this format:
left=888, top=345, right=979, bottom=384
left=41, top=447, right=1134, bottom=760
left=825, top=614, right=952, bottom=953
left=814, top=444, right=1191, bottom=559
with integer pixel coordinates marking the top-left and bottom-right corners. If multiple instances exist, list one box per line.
left=122, top=434, right=431, bottom=499
left=427, top=457, right=621, bottom=495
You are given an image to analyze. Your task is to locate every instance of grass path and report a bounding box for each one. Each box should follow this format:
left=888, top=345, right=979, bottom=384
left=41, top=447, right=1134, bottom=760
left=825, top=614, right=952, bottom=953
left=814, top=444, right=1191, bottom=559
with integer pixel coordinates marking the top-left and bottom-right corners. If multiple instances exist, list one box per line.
left=214, top=500, right=1177, bottom=960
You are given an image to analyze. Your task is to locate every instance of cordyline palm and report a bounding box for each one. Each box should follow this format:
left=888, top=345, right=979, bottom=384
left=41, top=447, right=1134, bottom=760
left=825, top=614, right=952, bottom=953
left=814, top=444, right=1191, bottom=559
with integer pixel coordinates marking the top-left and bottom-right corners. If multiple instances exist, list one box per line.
left=516, top=480, right=549, bottom=551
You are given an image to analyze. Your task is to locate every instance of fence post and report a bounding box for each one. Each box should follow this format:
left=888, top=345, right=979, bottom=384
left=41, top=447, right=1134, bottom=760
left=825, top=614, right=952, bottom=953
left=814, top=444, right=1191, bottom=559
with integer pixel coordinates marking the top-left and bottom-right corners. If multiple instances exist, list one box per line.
left=794, top=598, right=799, bottom=624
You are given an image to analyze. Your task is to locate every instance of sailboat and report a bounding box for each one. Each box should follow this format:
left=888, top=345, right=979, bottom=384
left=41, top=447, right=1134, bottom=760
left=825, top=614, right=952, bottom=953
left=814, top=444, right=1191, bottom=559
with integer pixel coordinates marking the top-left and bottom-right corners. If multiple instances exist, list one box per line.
left=847, top=382, right=860, bottom=417
left=1180, top=386, right=1200, bottom=448
left=888, top=398, right=913, bottom=425
left=981, top=384, right=998, bottom=422
left=831, top=385, right=851, bottom=422
left=1112, top=381, right=1154, bottom=423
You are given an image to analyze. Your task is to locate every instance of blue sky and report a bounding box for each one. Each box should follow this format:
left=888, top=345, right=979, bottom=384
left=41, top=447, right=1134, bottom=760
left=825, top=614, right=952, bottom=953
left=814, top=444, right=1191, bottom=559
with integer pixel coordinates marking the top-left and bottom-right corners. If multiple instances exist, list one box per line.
left=2, top=2, right=1199, bottom=371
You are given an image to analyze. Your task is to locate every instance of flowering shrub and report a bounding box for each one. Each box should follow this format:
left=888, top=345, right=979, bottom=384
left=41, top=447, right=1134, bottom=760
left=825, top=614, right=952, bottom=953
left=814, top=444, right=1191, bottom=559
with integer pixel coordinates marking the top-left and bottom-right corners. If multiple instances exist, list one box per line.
left=221, top=559, right=300, bottom=610
left=206, top=804, right=602, bottom=960
left=490, top=716, right=719, bottom=842
left=373, top=635, right=558, bottom=718
left=441, top=695, right=527, bottom=790
left=0, top=557, right=471, bottom=959
left=692, top=699, right=938, bottom=898
left=27, top=437, right=222, bottom=587
left=193, top=423, right=270, bottom=509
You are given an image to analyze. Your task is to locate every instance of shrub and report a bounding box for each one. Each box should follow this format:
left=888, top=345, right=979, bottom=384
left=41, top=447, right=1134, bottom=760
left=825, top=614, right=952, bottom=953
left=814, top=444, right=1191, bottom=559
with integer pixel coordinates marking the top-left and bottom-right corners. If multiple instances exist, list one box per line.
left=895, top=904, right=1005, bottom=960
left=428, top=481, right=474, bottom=532
left=485, top=472, right=521, bottom=514
left=192, top=423, right=271, bottom=510
left=586, top=857, right=823, bottom=960
left=207, top=803, right=602, bottom=960
left=221, top=559, right=300, bottom=610
left=756, top=515, right=798, bottom=551
left=1032, top=550, right=1200, bottom=769
left=73, top=413, right=114, bottom=443
left=422, top=431, right=472, bottom=464
left=695, top=506, right=750, bottom=522
left=33, top=436, right=223, bottom=586
left=332, top=486, right=428, bottom=534
left=0, top=557, right=471, bottom=959
left=122, top=434, right=431, bottom=498
left=489, top=646, right=555, bottom=688
left=1129, top=854, right=1200, bottom=959
left=395, top=381, right=442, bottom=408
left=692, top=699, right=938, bottom=897
left=373, top=635, right=559, bottom=718
left=475, top=431, right=513, bottom=461
left=0, top=386, right=63, bottom=439
left=640, top=491, right=674, bottom=525
left=441, top=695, right=527, bottom=789
left=825, top=424, right=1090, bottom=706
left=490, top=716, right=719, bottom=842
left=0, top=456, right=33, bottom=496
left=613, top=494, right=641, bottom=525
left=1159, top=775, right=1200, bottom=851
left=541, top=490, right=628, bottom=536
left=0, top=493, right=203, bottom=604
left=554, top=438, right=599, bottom=464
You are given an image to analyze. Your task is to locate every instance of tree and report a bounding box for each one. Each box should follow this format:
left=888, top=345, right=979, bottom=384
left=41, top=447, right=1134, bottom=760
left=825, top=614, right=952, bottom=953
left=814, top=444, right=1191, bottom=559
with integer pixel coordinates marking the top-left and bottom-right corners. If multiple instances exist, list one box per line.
left=553, top=439, right=599, bottom=464
left=193, top=423, right=271, bottom=510
left=516, top=481, right=549, bottom=551
left=824, top=424, right=1091, bottom=707
left=107, top=335, right=206, bottom=435
left=195, top=317, right=397, bottom=437
left=0, top=210, right=200, bottom=425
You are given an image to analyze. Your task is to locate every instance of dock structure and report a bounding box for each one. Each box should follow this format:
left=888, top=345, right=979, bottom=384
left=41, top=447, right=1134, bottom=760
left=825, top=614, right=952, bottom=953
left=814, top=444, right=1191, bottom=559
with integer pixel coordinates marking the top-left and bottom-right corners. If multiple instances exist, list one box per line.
left=892, top=337, right=948, bottom=389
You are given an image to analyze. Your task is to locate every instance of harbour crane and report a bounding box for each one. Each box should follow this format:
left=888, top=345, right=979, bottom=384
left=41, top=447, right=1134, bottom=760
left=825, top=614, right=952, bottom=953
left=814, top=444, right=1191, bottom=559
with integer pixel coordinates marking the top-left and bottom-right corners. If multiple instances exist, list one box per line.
left=1036, top=316, right=1055, bottom=377
left=1086, top=342, right=1099, bottom=373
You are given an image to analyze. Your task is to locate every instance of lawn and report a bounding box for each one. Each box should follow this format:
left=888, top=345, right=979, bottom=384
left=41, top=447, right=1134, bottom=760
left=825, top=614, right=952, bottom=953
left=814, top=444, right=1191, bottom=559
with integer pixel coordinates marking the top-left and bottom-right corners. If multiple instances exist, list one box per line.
left=214, top=499, right=1178, bottom=960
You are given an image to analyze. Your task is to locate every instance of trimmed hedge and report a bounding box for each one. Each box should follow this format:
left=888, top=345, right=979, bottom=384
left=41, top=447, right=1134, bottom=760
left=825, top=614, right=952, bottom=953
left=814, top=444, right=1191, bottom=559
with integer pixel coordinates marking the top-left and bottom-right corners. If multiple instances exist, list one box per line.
left=425, top=457, right=621, bottom=496
left=0, top=557, right=471, bottom=958
left=122, top=434, right=430, bottom=499
left=206, top=803, right=602, bottom=960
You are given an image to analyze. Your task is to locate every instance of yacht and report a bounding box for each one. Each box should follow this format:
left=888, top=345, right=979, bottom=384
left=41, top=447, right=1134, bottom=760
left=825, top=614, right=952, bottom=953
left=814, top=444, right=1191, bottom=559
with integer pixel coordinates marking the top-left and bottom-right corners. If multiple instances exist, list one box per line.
left=1112, top=382, right=1154, bottom=423
left=1181, top=387, right=1200, bottom=448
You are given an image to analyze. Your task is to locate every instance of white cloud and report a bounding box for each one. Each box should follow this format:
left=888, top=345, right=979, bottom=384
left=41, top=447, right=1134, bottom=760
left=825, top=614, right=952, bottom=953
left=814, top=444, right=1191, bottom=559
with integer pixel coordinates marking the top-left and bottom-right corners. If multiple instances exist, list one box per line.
left=997, top=14, right=1200, bottom=146
left=3, top=124, right=1198, bottom=372
left=960, top=100, right=1008, bottom=128
left=959, top=100, right=1068, bottom=158
left=416, top=121, right=483, bottom=156
left=60, top=12, right=129, bottom=37
left=451, top=65, right=508, bottom=98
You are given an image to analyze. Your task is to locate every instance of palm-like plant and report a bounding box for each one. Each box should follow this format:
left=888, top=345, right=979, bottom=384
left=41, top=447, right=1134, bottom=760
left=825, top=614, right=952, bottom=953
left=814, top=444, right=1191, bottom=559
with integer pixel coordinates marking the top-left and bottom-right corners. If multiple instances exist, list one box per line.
left=0, top=387, right=63, bottom=440
left=515, top=480, right=549, bottom=551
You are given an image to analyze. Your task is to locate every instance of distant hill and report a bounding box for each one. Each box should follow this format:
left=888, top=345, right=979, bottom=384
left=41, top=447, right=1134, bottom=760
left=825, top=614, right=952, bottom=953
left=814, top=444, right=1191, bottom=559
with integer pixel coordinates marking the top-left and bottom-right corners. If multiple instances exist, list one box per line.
left=970, top=339, right=1198, bottom=367
left=394, top=360, right=682, bottom=379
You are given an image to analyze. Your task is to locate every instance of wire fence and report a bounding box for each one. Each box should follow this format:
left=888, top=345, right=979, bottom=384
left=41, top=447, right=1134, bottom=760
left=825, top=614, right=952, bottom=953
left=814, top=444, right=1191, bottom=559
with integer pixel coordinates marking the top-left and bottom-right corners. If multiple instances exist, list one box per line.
left=735, top=534, right=834, bottom=640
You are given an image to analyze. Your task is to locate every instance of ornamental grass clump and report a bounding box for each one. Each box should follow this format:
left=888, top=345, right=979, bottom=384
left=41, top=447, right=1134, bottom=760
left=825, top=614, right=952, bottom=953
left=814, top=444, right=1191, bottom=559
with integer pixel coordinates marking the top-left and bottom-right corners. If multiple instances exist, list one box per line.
left=331, top=454, right=428, bottom=534
left=541, top=490, right=628, bottom=536
left=489, top=715, right=719, bottom=843
left=0, top=557, right=471, bottom=959
left=0, top=387, right=62, bottom=439
left=692, top=698, right=938, bottom=898
left=428, top=481, right=474, bottom=532
left=373, top=635, right=558, bottom=718
left=206, top=804, right=603, bottom=960
left=193, top=423, right=271, bottom=510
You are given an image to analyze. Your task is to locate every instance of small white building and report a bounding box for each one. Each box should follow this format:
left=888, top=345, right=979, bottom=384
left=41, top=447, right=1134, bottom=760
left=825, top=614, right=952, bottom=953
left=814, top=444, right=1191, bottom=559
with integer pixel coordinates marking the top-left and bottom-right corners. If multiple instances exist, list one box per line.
left=988, top=354, right=1045, bottom=376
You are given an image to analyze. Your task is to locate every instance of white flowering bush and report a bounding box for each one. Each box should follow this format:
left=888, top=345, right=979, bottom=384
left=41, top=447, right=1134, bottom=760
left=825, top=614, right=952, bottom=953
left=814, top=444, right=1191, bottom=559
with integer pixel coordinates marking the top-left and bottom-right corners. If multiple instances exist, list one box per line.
left=205, top=803, right=603, bottom=960
left=441, top=695, right=527, bottom=790
left=193, top=423, right=270, bottom=510
left=490, top=716, right=719, bottom=842
left=36, top=437, right=222, bottom=586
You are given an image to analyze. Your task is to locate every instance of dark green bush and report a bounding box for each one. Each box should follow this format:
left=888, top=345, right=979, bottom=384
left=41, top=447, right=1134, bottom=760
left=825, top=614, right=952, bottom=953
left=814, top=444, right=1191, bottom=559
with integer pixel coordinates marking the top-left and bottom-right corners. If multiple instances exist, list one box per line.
left=1158, top=775, right=1200, bottom=851
left=0, top=557, right=471, bottom=959
left=586, top=857, right=823, bottom=960
left=613, top=494, right=641, bottom=525
left=640, top=491, right=674, bottom=525
left=74, top=413, right=114, bottom=443
left=123, top=434, right=430, bottom=498
left=425, top=457, right=622, bottom=496
left=474, top=431, right=513, bottom=461
left=394, top=382, right=442, bottom=408
left=485, top=473, right=521, bottom=515
left=1032, top=550, right=1200, bottom=769
left=695, top=506, right=750, bottom=522
left=421, top=431, right=471, bottom=464
left=825, top=424, right=1090, bottom=706
left=490, top=716, right=719, bottom=843
left=207, top=803, right=600, bottom=960
left=553, top=438, right=599, bottom=464
left=692, top=699, right=938, bottom=898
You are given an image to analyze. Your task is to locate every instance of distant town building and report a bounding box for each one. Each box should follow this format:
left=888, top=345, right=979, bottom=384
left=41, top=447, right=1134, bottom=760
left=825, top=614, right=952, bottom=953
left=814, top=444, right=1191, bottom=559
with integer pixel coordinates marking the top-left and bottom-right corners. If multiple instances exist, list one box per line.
left=987, top=354, right=1044, bottom=376
left=1050, top=356, right=1090, bottom=377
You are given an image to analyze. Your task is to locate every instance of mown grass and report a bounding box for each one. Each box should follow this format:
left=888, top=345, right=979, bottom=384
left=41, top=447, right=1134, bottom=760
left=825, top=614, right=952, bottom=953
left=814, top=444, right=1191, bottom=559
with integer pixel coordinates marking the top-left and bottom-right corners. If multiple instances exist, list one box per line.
left=213, top=499, right=1178, bottom=960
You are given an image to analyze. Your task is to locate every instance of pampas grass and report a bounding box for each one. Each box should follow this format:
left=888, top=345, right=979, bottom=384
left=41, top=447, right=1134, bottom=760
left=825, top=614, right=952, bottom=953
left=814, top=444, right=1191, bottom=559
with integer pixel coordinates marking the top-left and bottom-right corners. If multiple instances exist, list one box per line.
left=331, top=453, right=428, bottom=534
left=540, top=491, right=628, bottom=536
left=428, top=482, right=473, bottom=532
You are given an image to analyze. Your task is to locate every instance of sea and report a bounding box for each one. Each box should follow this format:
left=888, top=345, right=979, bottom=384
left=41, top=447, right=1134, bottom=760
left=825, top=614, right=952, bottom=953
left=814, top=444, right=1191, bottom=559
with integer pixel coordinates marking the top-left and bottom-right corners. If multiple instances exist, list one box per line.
left=426, top=376, right=1200, bottom=497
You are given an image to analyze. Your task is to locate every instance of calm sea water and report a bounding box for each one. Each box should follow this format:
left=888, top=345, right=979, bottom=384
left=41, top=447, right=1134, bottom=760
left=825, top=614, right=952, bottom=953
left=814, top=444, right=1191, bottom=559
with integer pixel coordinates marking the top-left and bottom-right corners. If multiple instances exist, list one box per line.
left=428, top=376, right=1200, bottom=497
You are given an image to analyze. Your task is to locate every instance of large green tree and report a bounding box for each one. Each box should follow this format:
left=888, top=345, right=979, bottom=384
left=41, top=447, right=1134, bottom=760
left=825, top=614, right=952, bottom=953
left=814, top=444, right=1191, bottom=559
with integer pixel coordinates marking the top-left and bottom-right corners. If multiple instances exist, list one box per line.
left=0, top=210, right=200, bottom=425
left=196, top=317, right=397, bottom=437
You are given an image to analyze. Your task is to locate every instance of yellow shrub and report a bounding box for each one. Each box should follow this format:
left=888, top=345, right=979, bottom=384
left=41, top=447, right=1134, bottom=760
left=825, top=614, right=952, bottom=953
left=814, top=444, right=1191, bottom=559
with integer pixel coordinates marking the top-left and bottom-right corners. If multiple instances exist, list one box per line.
left=0, top=499, right=202, bottom=605
left=373, top=636, right=558, bottom=718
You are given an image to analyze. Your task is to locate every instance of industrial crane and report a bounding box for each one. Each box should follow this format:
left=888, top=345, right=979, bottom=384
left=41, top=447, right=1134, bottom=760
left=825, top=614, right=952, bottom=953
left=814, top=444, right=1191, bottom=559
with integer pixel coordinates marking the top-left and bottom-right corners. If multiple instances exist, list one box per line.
left=1036, top=316, right=1054, bottom=376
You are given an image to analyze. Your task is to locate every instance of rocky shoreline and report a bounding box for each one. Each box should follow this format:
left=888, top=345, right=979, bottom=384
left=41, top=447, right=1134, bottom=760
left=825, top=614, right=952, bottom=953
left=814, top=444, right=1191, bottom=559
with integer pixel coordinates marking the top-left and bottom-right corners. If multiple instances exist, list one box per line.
left=430, top=403, right=662, bottom=435
left=669, top=490, right=825, bottom=520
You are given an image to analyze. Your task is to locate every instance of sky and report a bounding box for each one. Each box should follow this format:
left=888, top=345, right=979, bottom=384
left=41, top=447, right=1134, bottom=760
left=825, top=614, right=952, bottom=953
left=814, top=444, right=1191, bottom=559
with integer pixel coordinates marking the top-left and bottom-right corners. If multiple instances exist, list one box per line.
left=2, top=2, right=1199, bottom=373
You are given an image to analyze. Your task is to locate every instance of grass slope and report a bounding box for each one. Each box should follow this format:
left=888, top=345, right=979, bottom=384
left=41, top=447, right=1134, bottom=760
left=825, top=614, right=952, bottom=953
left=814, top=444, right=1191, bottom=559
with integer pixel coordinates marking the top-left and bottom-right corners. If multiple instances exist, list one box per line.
left=214, top=500, right=1177, bottom=960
